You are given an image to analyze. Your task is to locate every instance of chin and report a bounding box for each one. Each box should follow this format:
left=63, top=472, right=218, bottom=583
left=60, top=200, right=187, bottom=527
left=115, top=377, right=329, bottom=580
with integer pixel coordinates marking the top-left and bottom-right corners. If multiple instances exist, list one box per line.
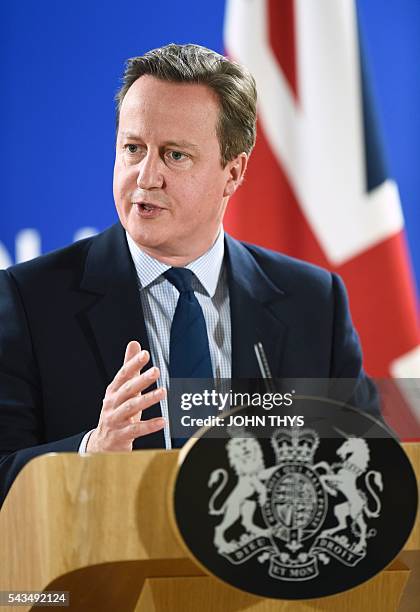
left=126, top=223, right=164, bottom=250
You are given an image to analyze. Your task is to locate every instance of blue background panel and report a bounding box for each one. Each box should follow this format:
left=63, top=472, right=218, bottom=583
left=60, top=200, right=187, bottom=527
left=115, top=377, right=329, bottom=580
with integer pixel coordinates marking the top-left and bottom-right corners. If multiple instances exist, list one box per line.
left=1, top=0, right=419, bottom=298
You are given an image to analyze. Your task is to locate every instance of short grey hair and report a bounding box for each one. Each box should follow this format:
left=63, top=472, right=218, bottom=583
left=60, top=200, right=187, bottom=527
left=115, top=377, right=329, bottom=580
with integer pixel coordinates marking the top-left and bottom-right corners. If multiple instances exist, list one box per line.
left=115, top=43, right=257, bottom=166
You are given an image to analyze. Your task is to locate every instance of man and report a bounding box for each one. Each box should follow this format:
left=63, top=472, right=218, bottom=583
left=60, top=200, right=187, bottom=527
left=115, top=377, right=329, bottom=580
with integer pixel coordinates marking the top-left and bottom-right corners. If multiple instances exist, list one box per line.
left=0, top=44, right=378, bottom=505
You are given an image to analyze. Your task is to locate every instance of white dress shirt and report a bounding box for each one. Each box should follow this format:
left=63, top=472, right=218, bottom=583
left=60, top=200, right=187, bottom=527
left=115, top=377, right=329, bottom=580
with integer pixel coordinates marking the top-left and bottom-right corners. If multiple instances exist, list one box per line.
left=79, top=229, right=231, bottom=452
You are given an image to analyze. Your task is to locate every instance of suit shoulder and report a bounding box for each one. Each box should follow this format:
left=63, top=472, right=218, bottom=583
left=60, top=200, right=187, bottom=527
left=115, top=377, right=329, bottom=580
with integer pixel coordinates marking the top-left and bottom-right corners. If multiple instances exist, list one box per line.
left=241, top=241, right=333, bottom=292
left=4, top=227, right=112, bottom=286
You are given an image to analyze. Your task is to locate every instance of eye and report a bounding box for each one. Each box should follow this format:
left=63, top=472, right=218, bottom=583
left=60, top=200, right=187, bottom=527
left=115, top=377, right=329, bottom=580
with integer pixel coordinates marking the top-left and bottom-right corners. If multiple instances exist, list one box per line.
left=125, top=144, right=139, bottom=154
left=167, top=150, right=187, bottom=162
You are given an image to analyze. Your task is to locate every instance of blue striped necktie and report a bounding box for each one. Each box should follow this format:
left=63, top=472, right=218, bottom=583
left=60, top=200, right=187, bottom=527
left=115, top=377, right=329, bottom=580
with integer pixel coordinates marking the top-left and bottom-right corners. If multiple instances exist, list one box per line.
left=164, top=267, right=213, bottom=379
left=164, top=268, right=213, bottom=448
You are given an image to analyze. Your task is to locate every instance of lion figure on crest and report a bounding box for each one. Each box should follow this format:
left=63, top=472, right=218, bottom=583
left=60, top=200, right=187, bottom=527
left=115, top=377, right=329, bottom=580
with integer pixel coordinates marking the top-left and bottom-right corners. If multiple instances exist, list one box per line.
left=208, top=436, right=271, bottom=554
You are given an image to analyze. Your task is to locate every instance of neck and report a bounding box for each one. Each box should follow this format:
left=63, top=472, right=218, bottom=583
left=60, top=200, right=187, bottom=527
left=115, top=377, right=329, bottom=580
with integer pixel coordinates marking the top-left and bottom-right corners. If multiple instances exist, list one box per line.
left=134, top=231, right=222, bottom=267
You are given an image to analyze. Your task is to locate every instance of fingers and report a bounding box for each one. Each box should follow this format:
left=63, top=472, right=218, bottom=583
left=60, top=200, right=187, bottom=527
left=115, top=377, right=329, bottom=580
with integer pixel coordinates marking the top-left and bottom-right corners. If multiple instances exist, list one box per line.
left=124, top=340, right=141, bottom=363
left=110, top=387, right=166, bottom=427
left=91, top=340, right=167, bottom=452
left=108, top=347, right=150, bottom=394
left=116, top=417, right=166, bottom=442
left=112, top=365, right=161, bottom=409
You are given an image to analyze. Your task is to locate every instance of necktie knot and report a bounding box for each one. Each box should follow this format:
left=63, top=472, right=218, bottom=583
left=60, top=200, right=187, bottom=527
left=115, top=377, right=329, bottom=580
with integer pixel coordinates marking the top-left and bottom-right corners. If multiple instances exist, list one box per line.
left=164, top=267, right=194, bottom=293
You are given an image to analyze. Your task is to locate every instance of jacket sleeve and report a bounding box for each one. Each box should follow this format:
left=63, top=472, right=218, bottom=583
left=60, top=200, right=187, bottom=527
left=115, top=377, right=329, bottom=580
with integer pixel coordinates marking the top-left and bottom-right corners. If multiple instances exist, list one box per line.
left=0, top=270, right=86, bottom=507
left=329, top=272, right=381, bottom=420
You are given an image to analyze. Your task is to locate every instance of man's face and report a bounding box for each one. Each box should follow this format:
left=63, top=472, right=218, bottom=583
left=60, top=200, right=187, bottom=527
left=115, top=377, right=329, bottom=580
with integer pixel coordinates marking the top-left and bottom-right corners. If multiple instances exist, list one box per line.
left=113, top=75, right=247, bottom=264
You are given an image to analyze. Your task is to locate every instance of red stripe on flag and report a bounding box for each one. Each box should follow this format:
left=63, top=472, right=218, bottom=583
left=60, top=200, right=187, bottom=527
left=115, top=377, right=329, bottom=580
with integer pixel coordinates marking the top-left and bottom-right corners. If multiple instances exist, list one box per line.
left=338, top=237, right=420, bottom=439
left=268, top=0, right=298, bottom=99
left=338, top=233, right=420, bottom=376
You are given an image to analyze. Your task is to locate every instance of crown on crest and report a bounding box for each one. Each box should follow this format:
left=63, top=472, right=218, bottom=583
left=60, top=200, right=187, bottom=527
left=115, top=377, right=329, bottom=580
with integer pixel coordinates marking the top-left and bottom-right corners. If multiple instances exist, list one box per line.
left=271, top=428, right=319, bottom=464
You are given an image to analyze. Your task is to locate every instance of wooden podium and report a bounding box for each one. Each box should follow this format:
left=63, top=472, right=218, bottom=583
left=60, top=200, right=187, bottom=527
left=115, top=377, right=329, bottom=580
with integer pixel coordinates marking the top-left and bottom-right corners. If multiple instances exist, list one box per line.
left=0, top=444, right=418, bottom=612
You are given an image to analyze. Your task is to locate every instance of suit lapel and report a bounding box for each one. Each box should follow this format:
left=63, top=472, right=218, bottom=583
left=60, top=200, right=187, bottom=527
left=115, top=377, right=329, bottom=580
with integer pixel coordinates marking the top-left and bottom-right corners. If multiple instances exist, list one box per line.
left=225, top=235, right=287, bottom=380
left=79, top=224, right=151, bottom=381
left=78, top=223, right=164, bottom=448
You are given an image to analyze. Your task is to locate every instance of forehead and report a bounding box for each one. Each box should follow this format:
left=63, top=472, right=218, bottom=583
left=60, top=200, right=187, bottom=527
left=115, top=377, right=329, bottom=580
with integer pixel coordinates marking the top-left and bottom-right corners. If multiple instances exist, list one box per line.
left=118, top=75, right=220, bottom=140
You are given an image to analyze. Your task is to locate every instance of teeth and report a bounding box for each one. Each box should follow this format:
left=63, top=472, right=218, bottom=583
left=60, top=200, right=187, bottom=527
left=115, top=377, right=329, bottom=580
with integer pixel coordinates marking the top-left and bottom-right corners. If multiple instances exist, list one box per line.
left=135, top=202, right=162, bottom=212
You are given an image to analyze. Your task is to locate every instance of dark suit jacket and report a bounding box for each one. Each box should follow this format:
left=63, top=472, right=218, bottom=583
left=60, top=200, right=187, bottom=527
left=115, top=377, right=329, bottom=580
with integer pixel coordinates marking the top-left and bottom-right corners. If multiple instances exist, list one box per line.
left=0, top=223, right=378, bottom=505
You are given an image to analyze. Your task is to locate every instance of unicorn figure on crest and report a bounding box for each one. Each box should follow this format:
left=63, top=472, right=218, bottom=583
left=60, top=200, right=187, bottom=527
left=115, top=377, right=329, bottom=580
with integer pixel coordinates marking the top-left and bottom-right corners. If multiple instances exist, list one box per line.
left=315, top=431, right=383, bottom=553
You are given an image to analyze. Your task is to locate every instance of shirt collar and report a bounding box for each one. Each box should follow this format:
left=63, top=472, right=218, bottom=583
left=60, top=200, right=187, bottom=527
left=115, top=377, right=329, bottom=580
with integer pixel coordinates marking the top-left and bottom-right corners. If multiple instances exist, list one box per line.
left=126, top=229, right=225, bottom=298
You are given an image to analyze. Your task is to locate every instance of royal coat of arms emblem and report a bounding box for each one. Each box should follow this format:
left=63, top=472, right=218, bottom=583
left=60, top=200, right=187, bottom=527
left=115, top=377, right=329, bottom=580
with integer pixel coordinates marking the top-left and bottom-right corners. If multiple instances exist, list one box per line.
left=173, top=399, right=418, bottom=599
left=208, top=428, right=383, bottom=581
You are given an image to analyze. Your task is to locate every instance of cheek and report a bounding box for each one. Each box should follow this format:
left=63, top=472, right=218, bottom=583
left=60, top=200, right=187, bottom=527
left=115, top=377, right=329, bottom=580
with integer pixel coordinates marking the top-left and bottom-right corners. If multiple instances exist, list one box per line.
left=187, top=170, right=227, bottom=206
left=113, top=162, right=134, bottom=199
left=113, top=159, right=123, bottom=196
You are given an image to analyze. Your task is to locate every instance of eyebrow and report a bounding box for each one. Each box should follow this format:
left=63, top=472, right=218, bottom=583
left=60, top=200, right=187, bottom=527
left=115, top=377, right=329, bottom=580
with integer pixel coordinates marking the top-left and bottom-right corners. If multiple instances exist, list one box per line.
left=164, top=140, right=199, bottom=151
left=119, top=131, right=199, bottom=150
left=119, top=130, right=142, bottom=140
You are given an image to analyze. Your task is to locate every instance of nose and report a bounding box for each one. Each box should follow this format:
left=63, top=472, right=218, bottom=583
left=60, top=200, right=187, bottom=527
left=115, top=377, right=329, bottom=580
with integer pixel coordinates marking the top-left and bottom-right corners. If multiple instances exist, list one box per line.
left=136, top=151, right=164, bottom=190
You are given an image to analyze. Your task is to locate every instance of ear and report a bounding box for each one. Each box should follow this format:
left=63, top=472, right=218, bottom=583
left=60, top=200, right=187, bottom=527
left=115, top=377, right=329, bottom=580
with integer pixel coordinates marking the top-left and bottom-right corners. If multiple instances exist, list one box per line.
left=223, top=152, right=248, bottom=197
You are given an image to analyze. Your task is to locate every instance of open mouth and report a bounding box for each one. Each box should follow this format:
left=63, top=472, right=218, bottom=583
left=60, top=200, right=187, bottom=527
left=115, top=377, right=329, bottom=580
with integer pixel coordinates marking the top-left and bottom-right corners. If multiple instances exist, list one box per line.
left=133, top=201, right=165, bottom=218
left=139, top=202, right=160, bottom=212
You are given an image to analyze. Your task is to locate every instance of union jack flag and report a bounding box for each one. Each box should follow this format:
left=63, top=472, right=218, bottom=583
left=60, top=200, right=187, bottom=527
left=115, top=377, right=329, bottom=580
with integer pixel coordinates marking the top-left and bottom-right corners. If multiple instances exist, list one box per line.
left=224, top=0, right=420, bottom=438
